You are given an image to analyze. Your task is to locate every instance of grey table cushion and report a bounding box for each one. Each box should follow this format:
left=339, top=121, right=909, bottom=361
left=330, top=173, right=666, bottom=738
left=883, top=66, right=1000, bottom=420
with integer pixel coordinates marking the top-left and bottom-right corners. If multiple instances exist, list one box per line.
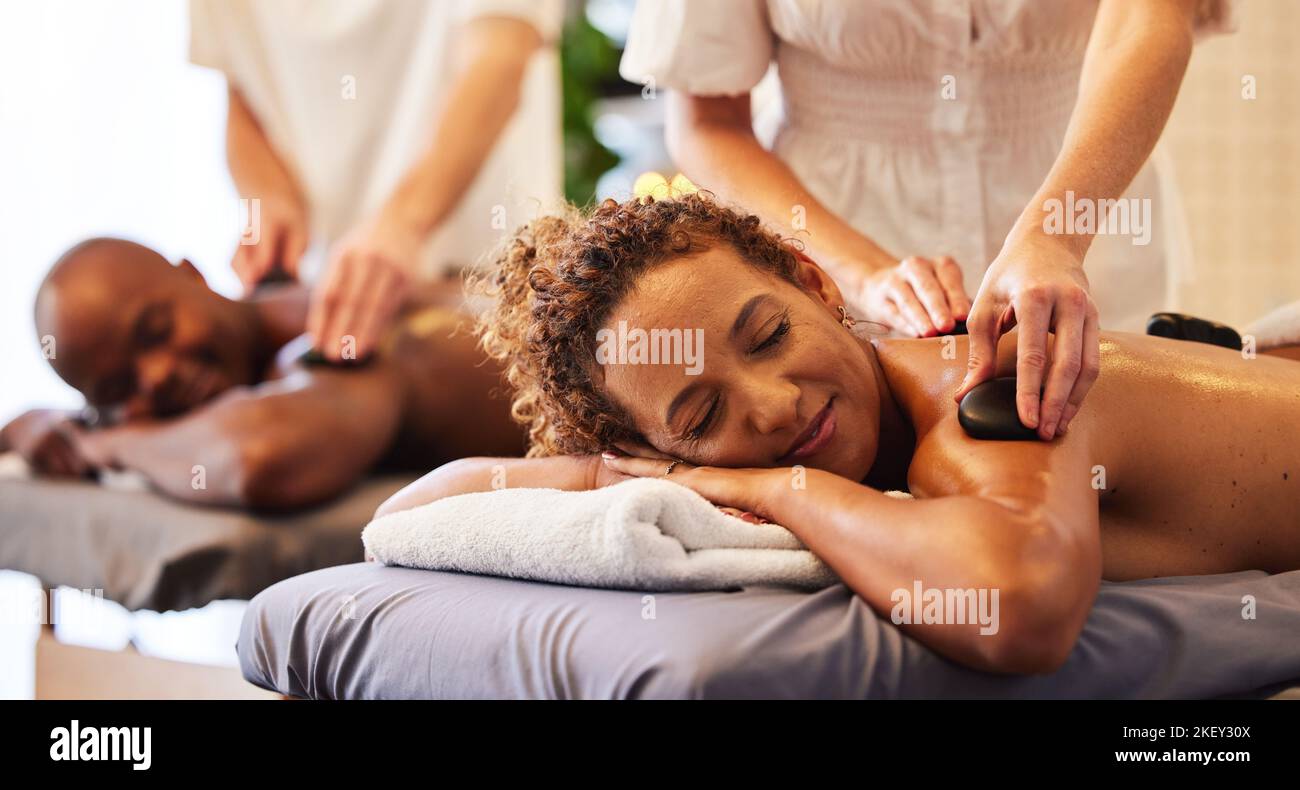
left=238, top=562, right=1300, bottom=699
left=0, top=476, right=413, bottom=612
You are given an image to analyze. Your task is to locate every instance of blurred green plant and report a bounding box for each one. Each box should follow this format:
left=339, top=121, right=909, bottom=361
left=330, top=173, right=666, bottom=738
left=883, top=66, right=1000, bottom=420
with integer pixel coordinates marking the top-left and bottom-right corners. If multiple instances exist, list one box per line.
left=560, top=10, right=622, bottom=205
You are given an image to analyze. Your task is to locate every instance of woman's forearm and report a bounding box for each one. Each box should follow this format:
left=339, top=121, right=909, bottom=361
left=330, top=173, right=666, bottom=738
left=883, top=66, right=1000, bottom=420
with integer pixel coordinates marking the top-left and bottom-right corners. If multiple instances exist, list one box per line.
left=375, top=454, right=603, bottom=518
left=757, top=468, right=1098, bottom=673
left=1009, top=0, right=1195, bottom=257
left=667, top=93, right=897, bottom=290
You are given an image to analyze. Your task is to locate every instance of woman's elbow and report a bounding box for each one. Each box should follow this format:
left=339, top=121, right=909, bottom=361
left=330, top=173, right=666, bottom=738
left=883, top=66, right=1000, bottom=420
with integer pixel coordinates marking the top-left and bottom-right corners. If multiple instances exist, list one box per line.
left=977, top=530, right=1100, bottom=674
left=975, top=591, right=1085, bottom=675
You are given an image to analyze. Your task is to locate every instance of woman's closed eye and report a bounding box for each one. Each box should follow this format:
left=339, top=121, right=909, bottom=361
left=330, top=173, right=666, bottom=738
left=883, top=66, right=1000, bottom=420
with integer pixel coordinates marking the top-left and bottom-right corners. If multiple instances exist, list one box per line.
left=750, top=310, right=791, bottom=353
left=685, top=393, right=721, bottom=441
left=683, top=311, right=793, bottom=443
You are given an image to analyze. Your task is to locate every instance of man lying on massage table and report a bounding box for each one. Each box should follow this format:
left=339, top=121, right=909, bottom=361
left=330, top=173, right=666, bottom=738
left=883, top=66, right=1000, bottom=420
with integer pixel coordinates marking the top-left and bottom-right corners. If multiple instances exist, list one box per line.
left=378, top=194, right=1300, bottom=675
left=0, top=238, right=522, bottom=509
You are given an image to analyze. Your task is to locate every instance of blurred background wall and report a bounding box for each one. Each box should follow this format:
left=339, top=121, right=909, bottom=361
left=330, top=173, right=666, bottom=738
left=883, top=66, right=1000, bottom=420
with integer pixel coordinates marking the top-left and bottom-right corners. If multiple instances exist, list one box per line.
left=0, top=0, right=235, bottom=422
left=1163, top=0, right=1300, bottom=326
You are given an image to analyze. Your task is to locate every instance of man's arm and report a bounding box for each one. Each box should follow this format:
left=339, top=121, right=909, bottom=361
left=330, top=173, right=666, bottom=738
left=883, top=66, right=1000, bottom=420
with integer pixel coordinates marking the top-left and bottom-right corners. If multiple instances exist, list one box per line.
left=75, top=359, right=405, bottom=510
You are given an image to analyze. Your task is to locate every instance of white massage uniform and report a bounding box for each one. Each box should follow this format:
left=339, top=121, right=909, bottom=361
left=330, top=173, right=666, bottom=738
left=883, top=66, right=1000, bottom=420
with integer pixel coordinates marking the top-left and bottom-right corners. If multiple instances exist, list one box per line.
left=189, top=0, right=564, bottom=280
left=620, top=0, right=1238, bottom=331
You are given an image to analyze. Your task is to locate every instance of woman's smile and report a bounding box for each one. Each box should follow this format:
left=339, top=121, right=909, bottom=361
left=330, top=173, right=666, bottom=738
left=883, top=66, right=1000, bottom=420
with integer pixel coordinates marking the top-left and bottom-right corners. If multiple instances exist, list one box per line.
left=780, top=397, right=837, bottom=463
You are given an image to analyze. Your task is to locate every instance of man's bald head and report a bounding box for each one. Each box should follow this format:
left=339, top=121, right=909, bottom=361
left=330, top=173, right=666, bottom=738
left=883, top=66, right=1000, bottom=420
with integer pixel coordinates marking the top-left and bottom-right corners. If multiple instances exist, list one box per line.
left=37, top=238, right=200, bottom=336
left=35, top=238, right=255, bottom=420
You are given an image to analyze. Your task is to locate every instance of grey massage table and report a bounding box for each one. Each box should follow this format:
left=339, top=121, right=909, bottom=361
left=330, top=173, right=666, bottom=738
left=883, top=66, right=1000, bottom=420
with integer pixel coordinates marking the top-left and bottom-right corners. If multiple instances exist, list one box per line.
left=0, top=474, right=413, bottom=612
left=239, top=562, right=1300, bottom=699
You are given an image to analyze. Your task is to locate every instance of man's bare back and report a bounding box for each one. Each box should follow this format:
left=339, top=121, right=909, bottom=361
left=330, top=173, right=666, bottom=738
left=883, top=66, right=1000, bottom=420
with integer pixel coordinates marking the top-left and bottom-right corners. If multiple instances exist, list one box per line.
left=876, top=331, right=1300, bottom=581
left=267, top=294, right=523, bottom=469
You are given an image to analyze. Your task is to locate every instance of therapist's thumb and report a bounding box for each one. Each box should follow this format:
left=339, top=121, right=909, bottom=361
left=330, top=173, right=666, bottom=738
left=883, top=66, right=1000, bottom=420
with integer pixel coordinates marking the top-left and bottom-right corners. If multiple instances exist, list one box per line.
left=953, top=304, right=1001, bottom=402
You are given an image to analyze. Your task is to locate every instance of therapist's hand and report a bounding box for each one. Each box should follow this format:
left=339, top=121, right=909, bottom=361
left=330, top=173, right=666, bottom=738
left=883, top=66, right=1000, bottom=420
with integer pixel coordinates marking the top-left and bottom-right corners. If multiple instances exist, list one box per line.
left=308, top=213, right=422, bottom=362
left=954, top=235, right=1100, bottom=440
left=857, top=256, right=972, bottom=337
left=230, top=191, right=309, bottom=292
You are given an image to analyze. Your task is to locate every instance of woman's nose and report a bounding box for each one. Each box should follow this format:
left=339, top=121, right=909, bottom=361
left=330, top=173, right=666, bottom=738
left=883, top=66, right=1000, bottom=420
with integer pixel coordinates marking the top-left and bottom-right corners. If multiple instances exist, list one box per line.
left=743, top=378, right=800, bottom=436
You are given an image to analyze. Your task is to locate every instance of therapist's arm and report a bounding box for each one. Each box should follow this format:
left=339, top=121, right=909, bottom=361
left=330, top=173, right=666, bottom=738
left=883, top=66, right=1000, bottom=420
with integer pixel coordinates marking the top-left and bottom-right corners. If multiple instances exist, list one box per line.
left=309, top=16, right=544, bottom=361
left=224, top=85, right=311, bottom=291
left=667, top=92, right=971, bottom=337
left=957, top=0, right=1197, bottom=440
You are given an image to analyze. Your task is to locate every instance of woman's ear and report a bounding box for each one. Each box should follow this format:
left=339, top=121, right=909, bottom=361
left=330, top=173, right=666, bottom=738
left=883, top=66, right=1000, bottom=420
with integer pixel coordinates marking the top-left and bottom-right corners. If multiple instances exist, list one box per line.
left=790, top=249, right=847, bottom=312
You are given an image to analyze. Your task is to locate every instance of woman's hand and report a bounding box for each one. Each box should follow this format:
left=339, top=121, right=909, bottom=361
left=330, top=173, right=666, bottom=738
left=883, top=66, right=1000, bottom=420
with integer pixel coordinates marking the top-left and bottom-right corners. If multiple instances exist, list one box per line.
left=955, top=234, right=1100, bottom=440
left=856, top=256, right=972, bottom=337
left=600, top=447, right=783, bottom=522
left=307, top=212, right=423, bottom=362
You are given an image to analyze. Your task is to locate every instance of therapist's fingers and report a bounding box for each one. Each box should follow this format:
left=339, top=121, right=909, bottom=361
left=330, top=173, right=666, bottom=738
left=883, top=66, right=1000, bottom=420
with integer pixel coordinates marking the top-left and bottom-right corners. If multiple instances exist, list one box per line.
left=1058, top=305, right=1100, bottom=434
left=877, top=302, right=906, bottom=335
left=899, top=257, right=955, bottom=333
left=232, top=225, right=281, bottom=292
left=280, top=228, right=308, bottom=280
left=934, top=256, right=973, bottom=319
left=310, top=252, right=361, bottom=359
left=890, top=290, right=934, bottom=337
left=1011, top=290, right=1053, bottom=431
left=953, top=302, right=1003, bottom=403
left=1037, top=289, right=1089, bottom=439
left=306, top=251, right=340, bottom=344
left=350, top=263, right=405, bottom=359
left=325, top=256, right=372, bottom=361
left=885, top=276, right=937, bottom=337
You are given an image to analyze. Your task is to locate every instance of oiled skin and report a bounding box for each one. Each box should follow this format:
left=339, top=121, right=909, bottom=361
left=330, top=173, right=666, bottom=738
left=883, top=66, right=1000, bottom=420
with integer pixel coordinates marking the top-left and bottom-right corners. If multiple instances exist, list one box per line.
left=876, top=331, right=1300, bottom=580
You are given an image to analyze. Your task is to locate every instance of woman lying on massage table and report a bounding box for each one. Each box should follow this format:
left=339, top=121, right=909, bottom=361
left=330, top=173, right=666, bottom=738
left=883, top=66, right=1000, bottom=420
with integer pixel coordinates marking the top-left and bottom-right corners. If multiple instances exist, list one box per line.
left=378, top=194, right=1300, bottom=675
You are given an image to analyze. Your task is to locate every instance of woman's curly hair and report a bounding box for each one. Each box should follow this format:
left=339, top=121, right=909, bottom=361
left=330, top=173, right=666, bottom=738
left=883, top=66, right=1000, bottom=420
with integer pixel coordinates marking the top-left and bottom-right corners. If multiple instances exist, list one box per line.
left=473, top=192, right=804, bottom=457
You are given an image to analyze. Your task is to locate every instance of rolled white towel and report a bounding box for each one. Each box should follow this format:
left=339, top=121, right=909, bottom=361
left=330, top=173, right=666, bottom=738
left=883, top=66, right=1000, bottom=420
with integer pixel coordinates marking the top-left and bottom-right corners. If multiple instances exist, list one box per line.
left=362, top=478, right=910, bottom=592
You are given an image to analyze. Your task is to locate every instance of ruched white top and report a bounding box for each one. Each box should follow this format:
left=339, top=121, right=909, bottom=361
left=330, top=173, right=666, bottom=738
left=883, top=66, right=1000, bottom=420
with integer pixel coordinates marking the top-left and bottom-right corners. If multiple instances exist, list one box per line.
left=621, top=0, right=1238, bottom=330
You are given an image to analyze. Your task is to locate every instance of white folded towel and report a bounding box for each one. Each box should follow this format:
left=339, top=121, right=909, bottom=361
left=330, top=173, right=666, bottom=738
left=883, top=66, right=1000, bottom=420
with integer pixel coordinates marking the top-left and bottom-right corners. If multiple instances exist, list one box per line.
left=362, top=478, right=908, bottom=591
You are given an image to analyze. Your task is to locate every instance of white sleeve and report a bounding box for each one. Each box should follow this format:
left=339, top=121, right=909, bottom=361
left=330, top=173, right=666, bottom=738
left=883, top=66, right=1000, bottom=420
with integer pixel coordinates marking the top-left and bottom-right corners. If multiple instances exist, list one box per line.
left=1191, top=0, right=1240, bottom=40
left=455, top=0, right=565, bottom=44
left=619, top=0, right=773, bottom=97
left=187, top=0, right=229, bottom=73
